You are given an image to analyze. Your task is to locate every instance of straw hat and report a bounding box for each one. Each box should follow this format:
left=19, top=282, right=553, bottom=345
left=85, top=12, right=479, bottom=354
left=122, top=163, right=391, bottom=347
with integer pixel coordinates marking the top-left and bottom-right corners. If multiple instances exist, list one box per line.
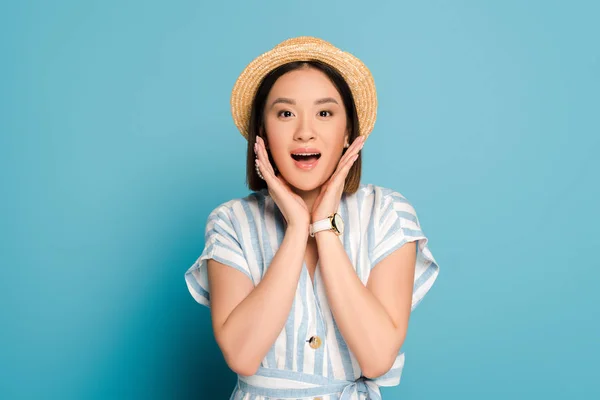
left=230, top=36, right=377, bottom=140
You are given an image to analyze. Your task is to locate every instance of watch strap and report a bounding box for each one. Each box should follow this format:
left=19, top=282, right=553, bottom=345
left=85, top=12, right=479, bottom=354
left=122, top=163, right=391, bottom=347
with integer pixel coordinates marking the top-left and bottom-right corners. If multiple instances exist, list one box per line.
left=309, top=216, right=334, bottom=237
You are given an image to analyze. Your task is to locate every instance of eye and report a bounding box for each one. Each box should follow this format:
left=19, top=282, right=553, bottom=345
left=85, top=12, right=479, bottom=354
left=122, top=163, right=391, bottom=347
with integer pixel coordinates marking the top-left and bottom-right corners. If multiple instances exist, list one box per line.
left=319, top=110, right=332, bottom=117
left=278, top=110, right=294, bottom=118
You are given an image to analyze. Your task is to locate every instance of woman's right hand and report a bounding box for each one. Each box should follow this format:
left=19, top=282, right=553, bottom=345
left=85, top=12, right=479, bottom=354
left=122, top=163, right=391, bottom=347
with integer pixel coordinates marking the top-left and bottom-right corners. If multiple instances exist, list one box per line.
left=255, top=136, right=311, bottom=232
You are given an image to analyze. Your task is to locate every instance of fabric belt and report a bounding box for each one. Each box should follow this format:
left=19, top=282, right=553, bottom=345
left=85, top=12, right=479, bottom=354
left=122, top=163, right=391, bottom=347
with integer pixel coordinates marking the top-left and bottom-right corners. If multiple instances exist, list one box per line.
left=237, top=353, right=404, bottom=399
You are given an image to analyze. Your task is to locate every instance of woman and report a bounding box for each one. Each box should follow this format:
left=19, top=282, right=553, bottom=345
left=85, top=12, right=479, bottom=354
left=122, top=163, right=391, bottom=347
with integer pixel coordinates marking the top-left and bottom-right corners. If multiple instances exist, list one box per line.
left=185, top=36, right=440, bottom=399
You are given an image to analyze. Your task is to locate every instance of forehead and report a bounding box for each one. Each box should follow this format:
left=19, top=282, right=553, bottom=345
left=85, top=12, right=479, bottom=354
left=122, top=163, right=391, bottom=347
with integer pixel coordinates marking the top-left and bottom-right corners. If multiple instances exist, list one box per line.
left=267, top=67, right=341, bottom=100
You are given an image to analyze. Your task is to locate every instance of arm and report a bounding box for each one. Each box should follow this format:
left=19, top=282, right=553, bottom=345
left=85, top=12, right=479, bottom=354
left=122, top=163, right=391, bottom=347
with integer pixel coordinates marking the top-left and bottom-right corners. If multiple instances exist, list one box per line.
left=207, top=225, right=307, bottom=376
left=315, top=230, right=416, bottom=378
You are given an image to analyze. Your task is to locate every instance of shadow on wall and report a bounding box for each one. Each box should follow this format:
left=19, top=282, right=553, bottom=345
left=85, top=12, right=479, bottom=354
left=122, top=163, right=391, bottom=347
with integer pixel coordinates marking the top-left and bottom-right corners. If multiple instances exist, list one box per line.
left=87, top=147, right=247, bottom=399
left=92, top=288, right=237, bottom=399
left=176, top=308, right=238, bottom=399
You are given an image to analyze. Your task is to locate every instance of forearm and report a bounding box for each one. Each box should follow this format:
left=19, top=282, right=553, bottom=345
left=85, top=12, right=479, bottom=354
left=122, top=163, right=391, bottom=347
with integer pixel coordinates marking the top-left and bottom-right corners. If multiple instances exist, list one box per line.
left=315, top=231, right=402, bottom=378
left=221, top=225, right=307, bottom=375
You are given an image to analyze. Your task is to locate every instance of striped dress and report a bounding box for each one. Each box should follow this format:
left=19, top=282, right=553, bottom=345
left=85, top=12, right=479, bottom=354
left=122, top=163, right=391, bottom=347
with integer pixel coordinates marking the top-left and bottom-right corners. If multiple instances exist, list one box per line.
left=185, top=183, right=440, bottom=400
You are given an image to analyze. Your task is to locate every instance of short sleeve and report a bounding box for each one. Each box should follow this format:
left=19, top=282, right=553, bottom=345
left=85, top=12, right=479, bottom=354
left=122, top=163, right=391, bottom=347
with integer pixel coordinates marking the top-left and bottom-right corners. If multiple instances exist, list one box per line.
left=369, top=191, right=440, bottom=311
left=184, top=205, right=252, bottom=308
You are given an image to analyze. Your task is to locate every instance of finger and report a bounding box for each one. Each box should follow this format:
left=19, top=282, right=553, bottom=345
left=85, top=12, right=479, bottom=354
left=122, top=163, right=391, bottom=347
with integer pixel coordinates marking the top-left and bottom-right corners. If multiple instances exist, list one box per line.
left=255, top=137, right=267, bottom=171
left=257, top=159, right=285, bottom=203
left=257, top=157, right=291, bottom=204
left=256, top=156, right=277, bottom=187
left=331, top=136, right=363, bottom=180
left=256, top=142, right=294, bottom=201
left=337, top=135, right=365, bottom=170
left=257, top=136, right=275, bottom=176
left=343, top=135, right=365, bottom=163
left=254, top=144, right=274, bottom=182
left=331, top=152, right=360, bottom=185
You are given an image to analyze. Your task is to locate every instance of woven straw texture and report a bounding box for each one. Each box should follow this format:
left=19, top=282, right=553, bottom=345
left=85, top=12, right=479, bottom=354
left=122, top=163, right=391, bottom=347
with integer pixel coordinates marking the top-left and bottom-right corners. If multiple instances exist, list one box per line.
left=230, top=36, right=377, bottom=140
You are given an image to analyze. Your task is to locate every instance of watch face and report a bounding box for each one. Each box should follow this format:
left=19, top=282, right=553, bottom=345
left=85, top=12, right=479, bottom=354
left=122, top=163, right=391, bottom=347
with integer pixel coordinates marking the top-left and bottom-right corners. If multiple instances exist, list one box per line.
left=333, top=214, right=344, bottom=235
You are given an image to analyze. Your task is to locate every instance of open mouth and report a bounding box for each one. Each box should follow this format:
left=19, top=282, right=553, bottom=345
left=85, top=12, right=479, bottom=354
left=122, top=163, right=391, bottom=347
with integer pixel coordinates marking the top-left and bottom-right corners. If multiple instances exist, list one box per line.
left=290, top=150, right=322, bottom=170
left=291, top=153, right=322, bottom=162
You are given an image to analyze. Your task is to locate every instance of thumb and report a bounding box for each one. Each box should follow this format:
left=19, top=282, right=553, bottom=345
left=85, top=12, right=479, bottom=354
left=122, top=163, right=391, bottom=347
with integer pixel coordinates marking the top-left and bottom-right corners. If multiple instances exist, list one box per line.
left=312, top=187, right=326, bottom=213
left=319, top=181, right=329, bottom=195
left=277, top=175, right=291, bottom=190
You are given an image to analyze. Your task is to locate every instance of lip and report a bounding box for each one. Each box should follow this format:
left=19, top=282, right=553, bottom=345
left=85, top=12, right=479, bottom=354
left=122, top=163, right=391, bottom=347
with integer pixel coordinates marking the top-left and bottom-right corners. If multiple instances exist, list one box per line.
left=290, top=147, right=321, bottom=155
left=292, top=157, right=319, bottom=170
left=290, top=147, right=321, bottom=171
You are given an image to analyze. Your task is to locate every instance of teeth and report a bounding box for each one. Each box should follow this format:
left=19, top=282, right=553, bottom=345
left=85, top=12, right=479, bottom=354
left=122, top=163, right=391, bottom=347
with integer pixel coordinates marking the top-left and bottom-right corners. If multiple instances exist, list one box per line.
left=293, top=153, right=320, bottom=156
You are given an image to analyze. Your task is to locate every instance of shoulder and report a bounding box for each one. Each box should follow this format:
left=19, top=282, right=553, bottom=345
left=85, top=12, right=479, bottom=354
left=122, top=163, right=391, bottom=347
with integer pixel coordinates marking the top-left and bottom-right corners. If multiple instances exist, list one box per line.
left=352, top=183, right=414, bottom=208
left=205, top=190, right=270, bottom=226
left=353, top=183, right=419, bottom=225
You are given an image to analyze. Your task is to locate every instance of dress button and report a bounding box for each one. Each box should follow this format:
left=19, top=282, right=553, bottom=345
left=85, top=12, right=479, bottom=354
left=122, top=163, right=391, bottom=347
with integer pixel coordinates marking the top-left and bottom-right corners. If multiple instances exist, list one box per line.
left=308, top=335, right=322, bottom=349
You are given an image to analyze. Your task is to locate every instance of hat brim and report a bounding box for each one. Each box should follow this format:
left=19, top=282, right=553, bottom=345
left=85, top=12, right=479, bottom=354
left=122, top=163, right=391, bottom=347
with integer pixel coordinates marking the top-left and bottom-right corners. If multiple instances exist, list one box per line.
left=230, top=37, right=377, bottom=140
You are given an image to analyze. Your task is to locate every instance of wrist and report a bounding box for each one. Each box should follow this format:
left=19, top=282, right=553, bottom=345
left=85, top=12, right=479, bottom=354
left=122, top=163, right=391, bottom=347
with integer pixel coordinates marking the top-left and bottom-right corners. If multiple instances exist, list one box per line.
left=313, top=229, right=337, bottom=239
left=311, top=214, right=330, bottom=224
left=309, top=213, right=344, bottom=237
left=286, top=222, right=309, bottom=237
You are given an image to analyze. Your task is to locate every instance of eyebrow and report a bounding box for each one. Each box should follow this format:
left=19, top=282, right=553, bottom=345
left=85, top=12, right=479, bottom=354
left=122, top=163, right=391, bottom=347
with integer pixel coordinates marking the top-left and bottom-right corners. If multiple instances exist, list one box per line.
left=269, top=97, right=339, bottom=108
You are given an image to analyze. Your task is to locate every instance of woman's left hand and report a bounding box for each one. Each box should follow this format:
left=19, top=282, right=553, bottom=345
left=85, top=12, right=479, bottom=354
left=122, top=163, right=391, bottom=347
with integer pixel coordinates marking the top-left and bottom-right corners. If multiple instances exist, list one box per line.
left=311, top=135, right=365, bottom=222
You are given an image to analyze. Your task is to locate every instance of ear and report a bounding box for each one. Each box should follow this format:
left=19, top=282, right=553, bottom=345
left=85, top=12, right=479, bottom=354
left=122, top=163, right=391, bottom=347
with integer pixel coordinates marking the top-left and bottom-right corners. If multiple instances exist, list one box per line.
left=343, top=132, right=350, bottom=148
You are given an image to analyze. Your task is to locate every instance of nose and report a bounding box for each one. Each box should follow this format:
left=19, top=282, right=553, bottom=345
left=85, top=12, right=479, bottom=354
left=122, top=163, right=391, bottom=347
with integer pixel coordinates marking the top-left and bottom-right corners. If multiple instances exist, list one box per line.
left=293, top=114, right=316, bottom=143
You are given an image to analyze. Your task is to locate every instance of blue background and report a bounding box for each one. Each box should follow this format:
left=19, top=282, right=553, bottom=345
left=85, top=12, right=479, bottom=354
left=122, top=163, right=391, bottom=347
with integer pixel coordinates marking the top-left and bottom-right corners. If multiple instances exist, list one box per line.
left=2, top=0, right=598, bottom=398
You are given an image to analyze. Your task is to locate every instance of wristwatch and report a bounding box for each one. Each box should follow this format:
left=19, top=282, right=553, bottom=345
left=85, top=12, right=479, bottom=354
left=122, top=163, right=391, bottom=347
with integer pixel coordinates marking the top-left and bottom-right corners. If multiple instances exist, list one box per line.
left=309, top=213, right=344, bottom=237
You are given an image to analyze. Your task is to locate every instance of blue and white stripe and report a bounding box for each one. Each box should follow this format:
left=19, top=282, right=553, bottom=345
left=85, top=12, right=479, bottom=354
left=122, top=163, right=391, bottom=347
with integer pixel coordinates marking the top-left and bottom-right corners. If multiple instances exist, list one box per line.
left=185, top=183, right=440, bottom=399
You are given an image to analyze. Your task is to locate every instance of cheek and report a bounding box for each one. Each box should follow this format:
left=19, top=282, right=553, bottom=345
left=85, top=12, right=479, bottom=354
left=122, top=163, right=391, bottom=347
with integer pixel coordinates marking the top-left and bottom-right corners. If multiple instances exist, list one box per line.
left=333, top=117, right=348, bottom=136
left=267, top=138, right=285, bottom=156
left=264, top=134, right=287, bottom=165
left=324, top=120, right=348, bottom=149
left=264, top=120, right=292, bottom=159
left=265, top=117, right=293, bottom=138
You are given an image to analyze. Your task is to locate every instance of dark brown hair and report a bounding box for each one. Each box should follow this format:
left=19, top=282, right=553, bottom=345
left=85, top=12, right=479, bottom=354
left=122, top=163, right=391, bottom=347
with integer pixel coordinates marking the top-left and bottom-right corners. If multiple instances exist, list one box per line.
left=245, top=60, right=362, bottom=193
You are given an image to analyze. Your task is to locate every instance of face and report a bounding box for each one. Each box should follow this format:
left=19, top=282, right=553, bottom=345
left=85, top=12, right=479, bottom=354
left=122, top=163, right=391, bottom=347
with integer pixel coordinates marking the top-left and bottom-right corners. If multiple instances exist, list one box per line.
left=262, top=66, right=349, bottom=192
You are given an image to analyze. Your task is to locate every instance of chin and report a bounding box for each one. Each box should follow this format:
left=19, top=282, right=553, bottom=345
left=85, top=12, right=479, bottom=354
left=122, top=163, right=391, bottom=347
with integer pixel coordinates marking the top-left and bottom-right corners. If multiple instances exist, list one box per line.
left=280, top=171, right=323, bottom=193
